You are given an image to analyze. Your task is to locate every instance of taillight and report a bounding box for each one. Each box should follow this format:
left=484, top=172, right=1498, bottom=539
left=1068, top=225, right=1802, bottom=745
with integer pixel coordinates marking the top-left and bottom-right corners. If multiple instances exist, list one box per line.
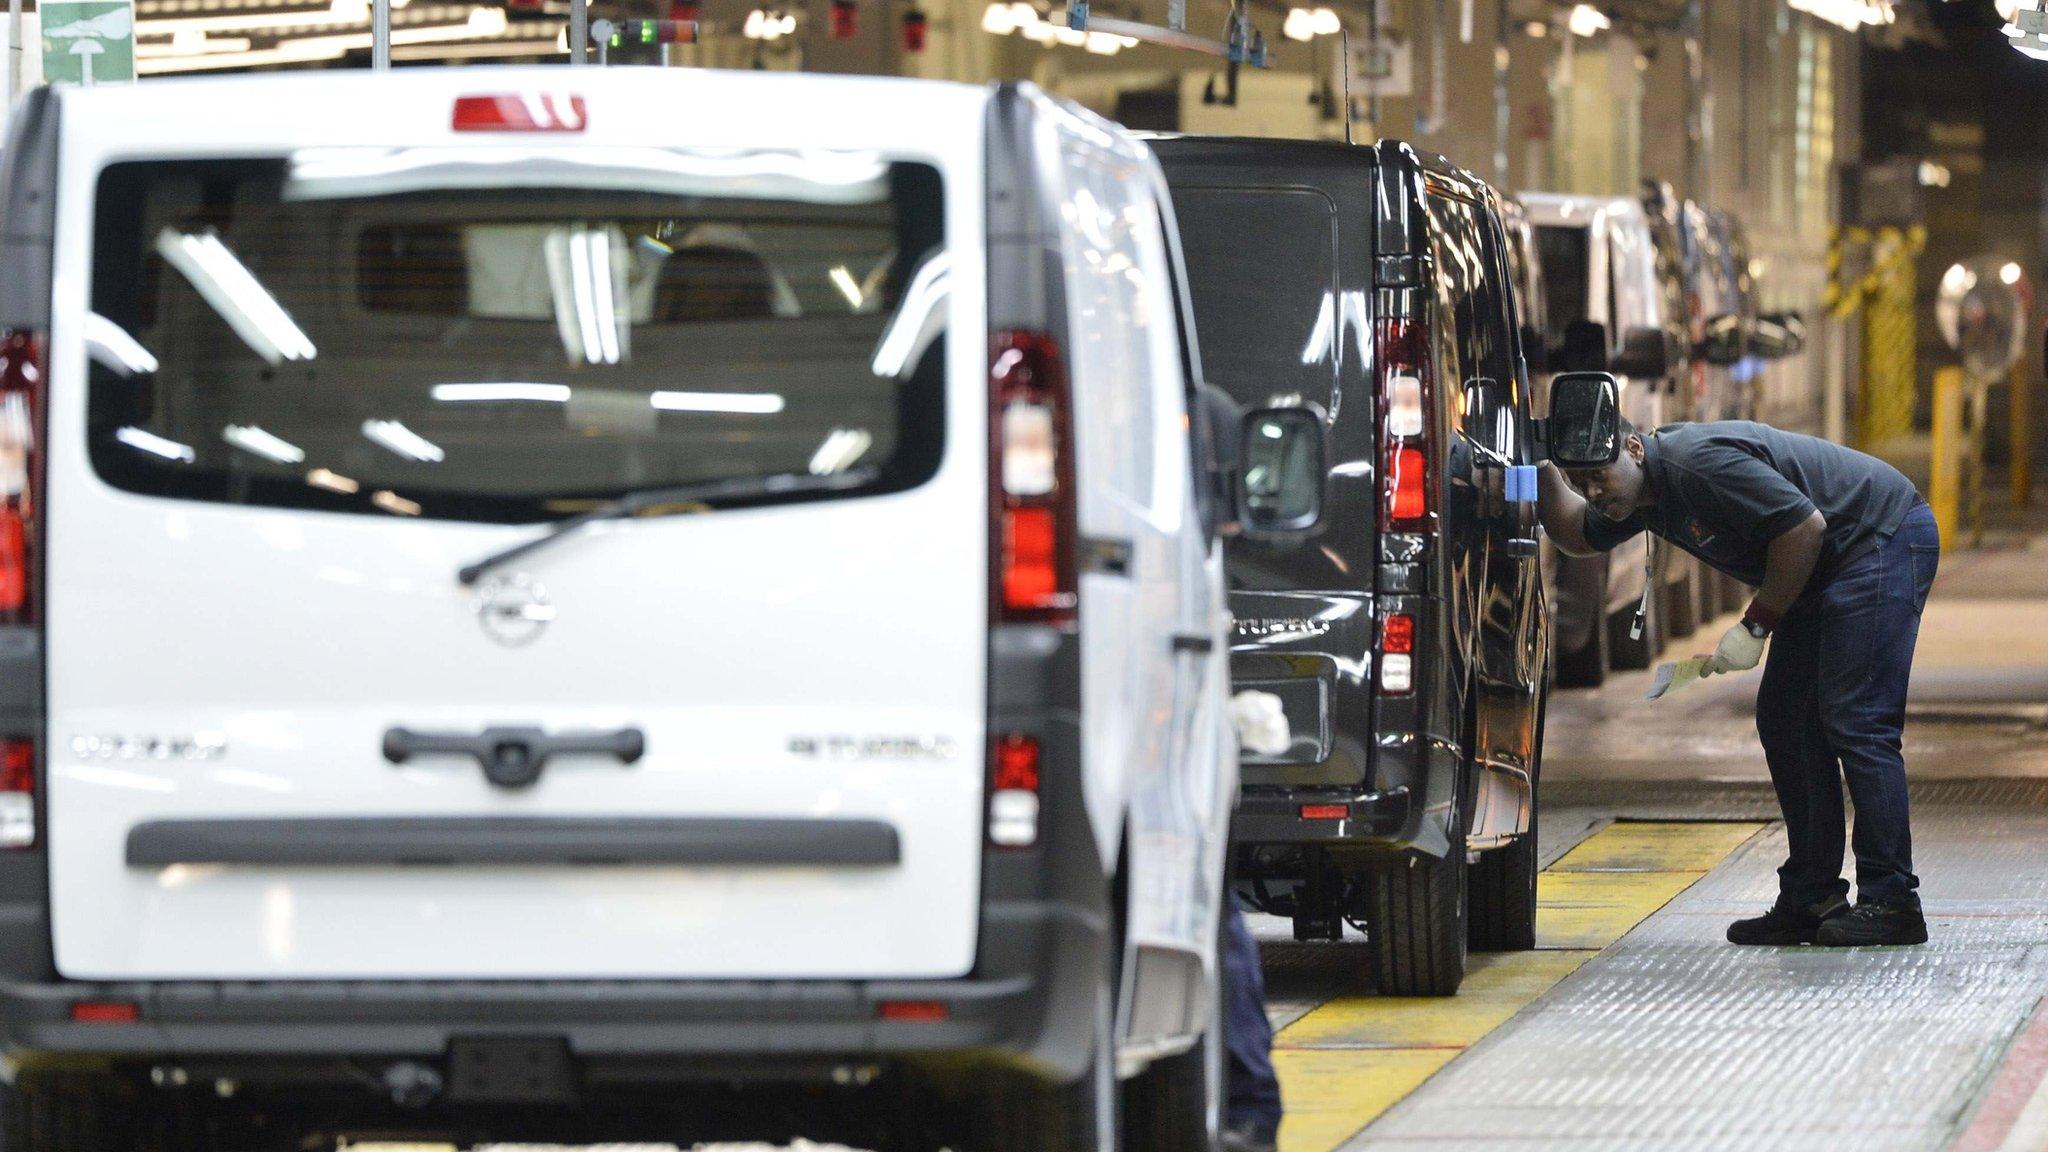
left=990, top=330, right=1076, bottom=625
left=1380, top=613, right=1415, bottom=695
left=988, top=733, right=1041, bottom=848
left=452, top=94, right=588, bottom=133
left=0, top=739, right=34, bottom=849
left=0, top=331, right=42, bottom=625
left=1377, top=318, right=1435, bottom=533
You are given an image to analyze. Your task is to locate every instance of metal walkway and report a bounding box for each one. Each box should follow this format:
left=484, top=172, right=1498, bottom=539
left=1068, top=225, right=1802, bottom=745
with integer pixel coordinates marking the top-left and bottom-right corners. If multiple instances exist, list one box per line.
left=1342, top=780, right=2048, bottom=1152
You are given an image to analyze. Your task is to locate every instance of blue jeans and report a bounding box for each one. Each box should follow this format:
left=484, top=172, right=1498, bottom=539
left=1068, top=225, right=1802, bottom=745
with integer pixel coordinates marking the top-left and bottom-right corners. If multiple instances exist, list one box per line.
left=1222, top=891, right=1282, bottom=1133
left=1755, top=503, right=1939, bottom=910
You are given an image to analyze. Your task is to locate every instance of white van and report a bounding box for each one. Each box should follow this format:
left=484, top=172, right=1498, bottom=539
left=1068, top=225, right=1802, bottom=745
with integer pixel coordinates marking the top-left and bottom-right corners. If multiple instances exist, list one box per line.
left=1519, top=192, right=1693, bottom=681
left=0, top=69, right=1244, bottom=1151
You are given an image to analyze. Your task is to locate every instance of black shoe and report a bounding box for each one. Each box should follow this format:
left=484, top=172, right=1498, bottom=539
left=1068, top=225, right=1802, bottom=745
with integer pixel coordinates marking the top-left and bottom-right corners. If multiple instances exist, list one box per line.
left=1222, top=1121, right=1279, bottom=1152
left=1813, top=901, right=1929, bottom=947
left=1726, top=895, right=1850, bottom=945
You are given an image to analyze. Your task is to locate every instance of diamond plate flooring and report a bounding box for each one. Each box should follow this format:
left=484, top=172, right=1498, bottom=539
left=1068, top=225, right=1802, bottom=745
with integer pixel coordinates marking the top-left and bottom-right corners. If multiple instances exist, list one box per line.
left=1345, top=780, right=2048, bottom=1151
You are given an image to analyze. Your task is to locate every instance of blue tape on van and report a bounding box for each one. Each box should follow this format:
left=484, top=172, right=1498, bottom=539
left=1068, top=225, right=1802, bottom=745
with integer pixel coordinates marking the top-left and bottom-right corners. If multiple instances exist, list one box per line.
left=1506, top=465, right=1538, bottom=504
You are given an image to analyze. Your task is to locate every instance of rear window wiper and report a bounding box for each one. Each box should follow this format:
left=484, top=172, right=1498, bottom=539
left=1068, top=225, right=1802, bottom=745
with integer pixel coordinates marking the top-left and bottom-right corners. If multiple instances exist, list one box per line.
left=456, top=468, right=878, bottom=587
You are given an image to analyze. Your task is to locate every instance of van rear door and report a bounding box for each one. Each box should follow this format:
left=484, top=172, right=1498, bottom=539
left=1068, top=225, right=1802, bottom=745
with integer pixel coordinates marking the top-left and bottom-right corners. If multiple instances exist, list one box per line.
left=43, top=80, right=990, bottom=981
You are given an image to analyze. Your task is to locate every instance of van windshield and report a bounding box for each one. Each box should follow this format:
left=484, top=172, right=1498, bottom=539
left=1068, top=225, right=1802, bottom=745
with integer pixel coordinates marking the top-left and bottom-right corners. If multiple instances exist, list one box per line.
left=87, top=154, right=947, bottom=523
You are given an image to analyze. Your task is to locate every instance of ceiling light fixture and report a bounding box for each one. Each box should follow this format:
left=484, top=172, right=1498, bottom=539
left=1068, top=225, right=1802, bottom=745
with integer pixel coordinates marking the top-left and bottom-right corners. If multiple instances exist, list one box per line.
left=1566, top=4, right=1609, bottom=36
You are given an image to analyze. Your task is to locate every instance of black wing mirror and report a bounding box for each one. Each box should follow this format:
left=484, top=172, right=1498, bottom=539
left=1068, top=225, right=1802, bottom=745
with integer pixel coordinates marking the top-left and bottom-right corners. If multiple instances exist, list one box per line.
left=1752, top=311, right=1806, bottom=359
left=1697, top=313, right=1747, bottom=367
left=1545, top=372, right=1623, bottom=469
left=1238, top=406, right=1326, bottom=537
left=1611, top=326, right=1675, bottom=379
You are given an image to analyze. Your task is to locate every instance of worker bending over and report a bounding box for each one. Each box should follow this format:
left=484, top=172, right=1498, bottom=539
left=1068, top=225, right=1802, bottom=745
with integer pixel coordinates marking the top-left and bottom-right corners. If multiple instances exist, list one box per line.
left=1538, top=413, right=1939, bottom=947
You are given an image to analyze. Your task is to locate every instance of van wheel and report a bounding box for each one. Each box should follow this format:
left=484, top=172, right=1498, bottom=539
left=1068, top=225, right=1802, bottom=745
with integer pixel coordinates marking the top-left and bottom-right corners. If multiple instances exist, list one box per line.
left=971, top=979, right=1120, bottom=1152
left=1553, top=569, right=1608, bottom=688
left=1122, top=920, right=1223, bottom=1151
left=1, top=1074, right=153, bottom=1152
left=1469, top=693, right=1541, bottom=953
left=1607, top=594, right=1660, bottom=671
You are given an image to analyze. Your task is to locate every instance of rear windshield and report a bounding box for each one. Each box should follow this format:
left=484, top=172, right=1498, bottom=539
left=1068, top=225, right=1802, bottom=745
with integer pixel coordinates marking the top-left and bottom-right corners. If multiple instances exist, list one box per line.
left=1169, top=186, right=1339, bottom=410
left=88, top=153, right=947, bottom=523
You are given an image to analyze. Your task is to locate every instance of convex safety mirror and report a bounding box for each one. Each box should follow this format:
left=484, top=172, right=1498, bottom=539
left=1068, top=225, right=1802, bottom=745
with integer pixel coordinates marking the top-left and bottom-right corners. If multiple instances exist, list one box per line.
left=1547, top=372, right=1623, bottom=469
left=1239, top=407, right=1326, bottom=535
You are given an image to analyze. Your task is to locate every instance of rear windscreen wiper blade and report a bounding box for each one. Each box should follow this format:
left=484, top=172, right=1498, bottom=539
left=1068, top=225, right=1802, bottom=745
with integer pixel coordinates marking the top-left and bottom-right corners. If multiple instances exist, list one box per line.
left=456, top=469, right=878, bottom=587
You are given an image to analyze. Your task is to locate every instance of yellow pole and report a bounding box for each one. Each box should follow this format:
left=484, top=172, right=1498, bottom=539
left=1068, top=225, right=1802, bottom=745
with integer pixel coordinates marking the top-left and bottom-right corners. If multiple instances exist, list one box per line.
left=2015, top=356, right=2033, bottom=509
left=1931, top=366, right=1963, bottom=549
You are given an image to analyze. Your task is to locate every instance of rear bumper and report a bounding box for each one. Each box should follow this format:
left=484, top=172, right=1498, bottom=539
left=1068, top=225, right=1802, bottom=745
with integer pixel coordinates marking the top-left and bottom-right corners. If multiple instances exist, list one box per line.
left=1231, top=787, right=1414, bottom=848
left=0, top=893, right=1106, bottom=1083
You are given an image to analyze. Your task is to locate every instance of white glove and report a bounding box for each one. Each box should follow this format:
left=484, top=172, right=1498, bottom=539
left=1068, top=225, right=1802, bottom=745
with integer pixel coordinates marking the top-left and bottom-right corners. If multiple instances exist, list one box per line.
left=1230, top=690, right=1293, bottom=756
left=1702, top=622, right=1766, bottom=676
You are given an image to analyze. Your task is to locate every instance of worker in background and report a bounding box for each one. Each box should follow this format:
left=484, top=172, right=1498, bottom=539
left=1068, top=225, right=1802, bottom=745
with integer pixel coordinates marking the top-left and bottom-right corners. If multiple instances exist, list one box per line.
left=1537, top=416, right=1939, bottom=948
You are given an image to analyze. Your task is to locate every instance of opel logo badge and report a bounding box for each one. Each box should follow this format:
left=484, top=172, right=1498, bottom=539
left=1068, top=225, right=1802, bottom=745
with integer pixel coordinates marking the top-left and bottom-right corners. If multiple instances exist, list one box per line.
left=473, top=573, right=555, bottom=647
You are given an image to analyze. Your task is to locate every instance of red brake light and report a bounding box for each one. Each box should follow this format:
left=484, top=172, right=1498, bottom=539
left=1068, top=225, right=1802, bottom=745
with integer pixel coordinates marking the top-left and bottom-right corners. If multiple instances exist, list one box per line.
left=0, top=331, right=42, bottom=625
left=452, top=94, right=588, bottom=133
left=0, top=741, right=31, bottom=796
left=1377, top=318, right=1435, bottom=533
left=990, top=331, right=1076, bottom=625
left=878, top=1000, right=949, bottom=1022
left=1382, top=613, right=1416, bottom=655
left=1299, top=804, right=1348, bottom=821
left=994, top=734, right=1041, bottom=792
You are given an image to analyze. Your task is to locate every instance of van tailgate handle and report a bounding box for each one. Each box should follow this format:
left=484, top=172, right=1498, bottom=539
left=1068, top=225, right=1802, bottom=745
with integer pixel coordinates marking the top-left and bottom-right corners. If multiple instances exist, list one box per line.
left=383, top=726, right=645, bottom=790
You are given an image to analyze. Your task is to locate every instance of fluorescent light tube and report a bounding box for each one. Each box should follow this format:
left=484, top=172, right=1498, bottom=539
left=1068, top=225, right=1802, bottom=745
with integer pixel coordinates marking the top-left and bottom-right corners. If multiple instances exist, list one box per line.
left=361, top=419, right=446, bottom=463
left=649, top=391, right=786, bottom=414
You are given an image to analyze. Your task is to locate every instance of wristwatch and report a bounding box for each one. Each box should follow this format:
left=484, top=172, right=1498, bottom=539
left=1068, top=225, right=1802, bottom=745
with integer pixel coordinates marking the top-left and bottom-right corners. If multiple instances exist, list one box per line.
left=1741, top=619, right=1771, bottom=640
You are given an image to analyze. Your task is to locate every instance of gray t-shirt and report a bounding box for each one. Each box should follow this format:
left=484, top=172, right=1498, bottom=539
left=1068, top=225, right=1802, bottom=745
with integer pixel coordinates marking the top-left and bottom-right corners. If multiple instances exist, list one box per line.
left=1582, top=421, right=1925, bottom=589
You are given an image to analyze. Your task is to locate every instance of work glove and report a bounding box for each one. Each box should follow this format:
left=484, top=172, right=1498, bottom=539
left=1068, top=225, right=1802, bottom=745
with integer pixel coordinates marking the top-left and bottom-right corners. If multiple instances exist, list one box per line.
left=1701, top=622, right=1766, bottom=677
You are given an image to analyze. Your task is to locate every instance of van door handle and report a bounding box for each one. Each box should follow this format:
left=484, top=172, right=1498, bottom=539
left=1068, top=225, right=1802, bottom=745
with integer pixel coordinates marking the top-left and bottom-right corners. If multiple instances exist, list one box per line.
left=1172, top=633, right=1215, bottom=654
left=1506, top=537, right=1540, bottom=561
left=384, top=726, right=645, bottom=790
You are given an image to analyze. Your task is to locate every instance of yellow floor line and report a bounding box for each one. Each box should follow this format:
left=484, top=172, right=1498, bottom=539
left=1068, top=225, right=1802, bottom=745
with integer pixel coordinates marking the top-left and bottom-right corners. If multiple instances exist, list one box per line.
left=1272, top=820, right=1767, bottom=1152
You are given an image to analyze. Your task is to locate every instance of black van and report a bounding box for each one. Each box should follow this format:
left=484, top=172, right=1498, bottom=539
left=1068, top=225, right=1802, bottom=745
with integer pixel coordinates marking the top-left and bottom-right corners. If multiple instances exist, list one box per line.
left=1151, top=137, right=1550, bottom=996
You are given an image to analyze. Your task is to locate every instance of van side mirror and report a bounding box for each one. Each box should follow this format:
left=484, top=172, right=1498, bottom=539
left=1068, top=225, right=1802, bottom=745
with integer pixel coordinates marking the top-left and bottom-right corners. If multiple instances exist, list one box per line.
left=1611, top=326, right=1674, bottom=379
left=1238, top=407, right=1326, bottom=536
left=1698, top=314, right=1746, bottom=367
left=1753, top=311, right=1806, bottom=359
left=1554, top=318, right=1610, bottom=373
left=1546, top=372, right=1623, bottom=469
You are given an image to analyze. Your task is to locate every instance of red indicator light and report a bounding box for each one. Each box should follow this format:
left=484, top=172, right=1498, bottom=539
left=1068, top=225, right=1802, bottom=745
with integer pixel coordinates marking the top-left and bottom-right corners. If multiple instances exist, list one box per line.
left=70, top=1001, right=139, bottom=1024
left=453, top=94, right=589, bottom=133
left=1382, top=613, right=1415, bottom=655
left=1299, top=804, right=1347, bottom=821
left=878, top=1000, right=949, bottom=1022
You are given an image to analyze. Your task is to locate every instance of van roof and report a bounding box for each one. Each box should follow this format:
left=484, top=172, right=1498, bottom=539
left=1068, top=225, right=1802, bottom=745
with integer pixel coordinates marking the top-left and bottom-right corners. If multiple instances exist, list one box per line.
left=47, top=66, right=990, bottom=151
left=1517, top=192, right=1649, bottom=230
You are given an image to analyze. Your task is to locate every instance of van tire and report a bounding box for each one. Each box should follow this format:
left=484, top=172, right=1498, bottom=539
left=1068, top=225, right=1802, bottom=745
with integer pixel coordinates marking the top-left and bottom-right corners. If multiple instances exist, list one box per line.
left=1365, top=831, right=1468, bottom=996
left=1, top=1075, right=155, bottom=1152
left=1553, top=565, right=1609, bottom=689
left=970, top=977, right=1120, bottom=1152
